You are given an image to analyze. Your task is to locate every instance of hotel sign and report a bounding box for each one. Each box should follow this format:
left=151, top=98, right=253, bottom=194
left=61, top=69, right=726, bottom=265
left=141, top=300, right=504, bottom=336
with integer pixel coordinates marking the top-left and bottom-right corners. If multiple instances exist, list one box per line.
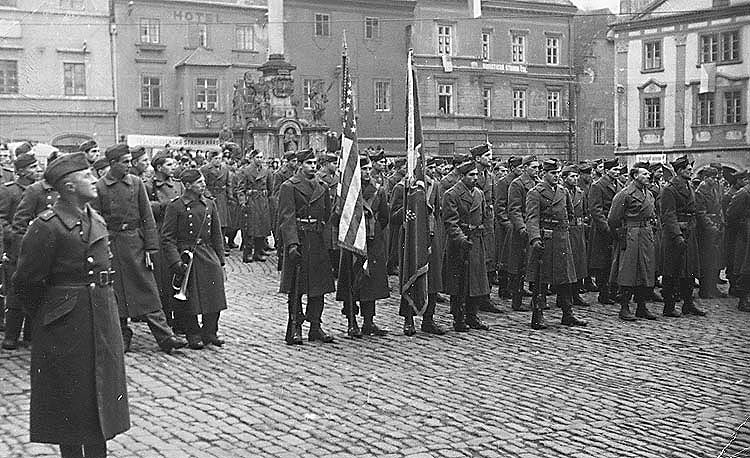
left=173, top=11, right=222, bottom=23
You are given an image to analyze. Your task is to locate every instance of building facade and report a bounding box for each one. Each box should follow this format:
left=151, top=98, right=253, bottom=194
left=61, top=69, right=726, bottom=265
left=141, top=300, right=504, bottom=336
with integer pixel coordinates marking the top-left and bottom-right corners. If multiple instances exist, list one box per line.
left=612, top=0, right=750, bottom=171
left=113, top=0, right=267, bottom=146
left=0, top=0, right=115, bottom=150
left=410, top=0, right=578, bottom=160
left=283, top=0, right=416, bottom=153
left=573, top=9, right=616, bottom=161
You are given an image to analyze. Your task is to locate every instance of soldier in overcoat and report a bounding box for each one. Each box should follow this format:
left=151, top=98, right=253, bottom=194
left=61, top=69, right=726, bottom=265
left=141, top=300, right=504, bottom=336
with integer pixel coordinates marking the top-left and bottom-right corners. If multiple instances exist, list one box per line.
left=724, top=171, right=748, bottom=296
left=441, top=161, right=491, bottom=332
left=561, top=164, right=590, bottom=306
left=271, top=152, right=298, bottom=268
left=199, top=151, right=230, bottom=247
left=525, top=159, right=587, bottom=330
left=0, top=152, right=40, bottom=349
left=13, top=153, right=129, bottom=457
left=695, top=164, right=726, bottom=298
left=277, top=149, right=336, bottom=345
left=369, top=149, right=387, bottom=188
left=494, top=156, right=522, bottom=299
left=607, top=164, right=657, bottom=321
left=660, top=155, right=705, bottom=318
left=316, top=154, right=341, bottom=277
left=386, top=158, right=407, bottom=275
left=161, top=169, right=227, bottom=349
left=439, top=153, right=467, bottom=193
left=587, top=158, right=622, bottom=304
left=506, top=155, right=540, bottom=311
left=337, top=157, right=389, bottom=337
left=92, top=144, right=185, bottom=353
left=238, top=150, right=273, bottom=262
left=726, top=172, right=750, bottom=311
left=145, top=152, right=184, bottom=332
left=647, top=163, right=665, bottom=288
left=577, top=162, right=597, bottom=292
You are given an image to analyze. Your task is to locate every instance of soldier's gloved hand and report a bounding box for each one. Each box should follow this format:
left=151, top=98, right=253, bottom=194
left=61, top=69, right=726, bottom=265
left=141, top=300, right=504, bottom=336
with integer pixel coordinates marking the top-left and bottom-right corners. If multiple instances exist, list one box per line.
left=461, top=239, right=473, bottom=253
left=531, top=239, right=543, bottom=252
left=676, top=235, right=687, bottom=250
left=288, top=244, right=301, bottom=261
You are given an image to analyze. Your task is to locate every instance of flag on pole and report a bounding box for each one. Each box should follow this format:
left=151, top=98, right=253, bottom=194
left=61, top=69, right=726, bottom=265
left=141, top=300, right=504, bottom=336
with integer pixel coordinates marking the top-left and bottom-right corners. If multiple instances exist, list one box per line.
left=337, top=33, right=367, bottom=256
left=400, top=49, right=430, bottom=315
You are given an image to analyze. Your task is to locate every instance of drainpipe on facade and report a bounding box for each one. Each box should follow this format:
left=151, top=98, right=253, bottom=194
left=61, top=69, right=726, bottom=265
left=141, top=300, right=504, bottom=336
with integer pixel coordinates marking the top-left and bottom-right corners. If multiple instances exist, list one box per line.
left=109, top=0, right=119, bottom=143
left=567, top=16, right=574, bottom=162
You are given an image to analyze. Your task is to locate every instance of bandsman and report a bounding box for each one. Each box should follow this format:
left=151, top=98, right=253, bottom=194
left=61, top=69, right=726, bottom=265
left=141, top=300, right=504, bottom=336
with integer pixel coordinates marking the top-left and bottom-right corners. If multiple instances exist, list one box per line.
left=161, top=169, right=227, bottom=348
left=237, top=149, right=272, bottom=263
left=277, top=149, right=336, bottom=345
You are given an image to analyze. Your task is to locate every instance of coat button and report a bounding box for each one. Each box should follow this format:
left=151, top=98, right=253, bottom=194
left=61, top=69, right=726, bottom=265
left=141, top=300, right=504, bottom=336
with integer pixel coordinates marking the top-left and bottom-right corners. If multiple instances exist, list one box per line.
left=88, top=270, right=94, bottom=275
left=87, top=257, right=94, bottom=263
left=188, top=214, right=193, bottom=218
left=89, top=283, right=96, bottom=288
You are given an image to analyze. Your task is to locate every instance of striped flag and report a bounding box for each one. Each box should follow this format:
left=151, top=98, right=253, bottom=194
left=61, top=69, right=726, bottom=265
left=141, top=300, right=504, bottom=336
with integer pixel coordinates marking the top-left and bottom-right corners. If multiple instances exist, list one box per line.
left=400, top=49, right=430, bottom=315
left=337, top=35, right=367, bottom=256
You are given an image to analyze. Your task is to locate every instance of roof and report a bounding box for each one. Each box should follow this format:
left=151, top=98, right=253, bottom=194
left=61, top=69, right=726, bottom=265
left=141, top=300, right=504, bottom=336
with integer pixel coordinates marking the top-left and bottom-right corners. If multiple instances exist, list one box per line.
left=174, top=47, right=231, bottom=68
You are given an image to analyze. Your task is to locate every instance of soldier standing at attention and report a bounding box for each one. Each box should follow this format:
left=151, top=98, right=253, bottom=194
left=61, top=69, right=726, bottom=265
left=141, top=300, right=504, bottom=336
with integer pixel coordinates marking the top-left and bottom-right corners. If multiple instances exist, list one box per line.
left=588, top=158, right=622, bottom=305
left=561, top=164, right=590, bottom=306
left=200, top=150, right=231, bottom=255
left=369, top=149, right=388, bottom=188
left=607, top=164, right=658, bottom=321
left=79, top=140, right=99, bottom=169
left=525, top=159, right=587, bottom=330
left=660, top=155, right=706, bottom=318
left=726, top=170, right=750, bottom=312
left=277, top=149, right=336, bottom=345
left=161, top=169, right=227, bottom=349
left=13, top=152, right=130, bottom=458
left=129, top=146, right=149, bottom=179
left=238, top=149, right=272, bottom=263
left=441, top=160, right=491, bottom=332
left=724, top=170, right=749, bottom=296
left=494, top=156, right=522, bottom=299
left=92, top=144, right=186, bottom=354
left=507, top=155, right=540, bottom=312
left=0, top=151, right=40, bottom=349
left=316, top=153, right=341, bottom=278
left=271, top=151, right=298, bottom=267
left=695, top=164, right=726, bottom=298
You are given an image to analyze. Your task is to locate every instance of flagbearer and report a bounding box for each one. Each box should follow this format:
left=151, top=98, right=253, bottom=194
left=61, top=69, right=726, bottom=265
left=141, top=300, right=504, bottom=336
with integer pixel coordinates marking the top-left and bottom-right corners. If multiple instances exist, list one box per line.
left=278, top=149, right=336, bottom=345
left=441, top=160, right=491, bottom=332
left=337, top=157, right=389, bottom=338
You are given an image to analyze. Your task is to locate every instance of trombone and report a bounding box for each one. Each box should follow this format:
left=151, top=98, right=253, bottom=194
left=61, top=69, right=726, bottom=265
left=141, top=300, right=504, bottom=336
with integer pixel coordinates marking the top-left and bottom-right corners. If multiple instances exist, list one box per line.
left=172, top=250, right=194, bottom=301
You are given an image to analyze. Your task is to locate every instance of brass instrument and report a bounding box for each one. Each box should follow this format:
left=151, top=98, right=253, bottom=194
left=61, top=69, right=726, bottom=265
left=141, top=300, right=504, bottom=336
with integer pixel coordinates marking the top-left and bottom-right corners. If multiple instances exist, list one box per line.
left=172, top=250, right=194, bottom=301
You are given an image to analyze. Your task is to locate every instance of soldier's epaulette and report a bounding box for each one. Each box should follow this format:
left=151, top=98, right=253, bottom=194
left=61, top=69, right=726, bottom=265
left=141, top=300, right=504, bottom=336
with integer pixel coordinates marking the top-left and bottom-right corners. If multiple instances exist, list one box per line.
left=39, top=209, right=55, bottom=221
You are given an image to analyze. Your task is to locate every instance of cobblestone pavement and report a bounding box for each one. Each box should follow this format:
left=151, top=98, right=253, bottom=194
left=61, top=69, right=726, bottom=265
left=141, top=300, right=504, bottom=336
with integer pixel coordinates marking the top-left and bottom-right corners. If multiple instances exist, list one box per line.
left=2, top=252, right=749, bottom=458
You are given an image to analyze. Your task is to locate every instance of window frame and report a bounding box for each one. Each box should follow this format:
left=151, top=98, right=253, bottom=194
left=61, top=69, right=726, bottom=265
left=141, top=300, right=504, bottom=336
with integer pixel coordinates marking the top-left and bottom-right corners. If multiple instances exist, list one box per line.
left=141, top=75, right=162, bottom=109
left=482, top=87, right=492, bottom=117
left=235, top=25, right=255, bottom=51
left=195, top=77, right=219, bottom=111
left=63, top=62, right=86, bottom=96
left=643, top=39, right=663, bottom=71
left=481, top=32, right=491, bottom=62
left=643, top=96, right=662, bottom=129
left=374, top=79, right=391, bottom=112
left=59, top=0, right=83, bottom=10
left=724, top=90, right=742, bottom=124
left=592, top=120, right=605, bottom=145
left=0, top=59, right=18, bottom=94
left=546, top=36, right=559, bottom=66
left=512, top=88, right=526, bottom=118
left=139, top=18, right=160, bottom=44
left=314, top=13, right=331, bottom=37
left=696, top=92, right=715, bottom=125
left=437, top=25, right=453, bottom=56
left=511, top=33, right=526, bottom=64
left=700, top=30, right=741, bottom=64
left=437, top=82, right=453, bottom=115
left=365, top=17, right=380, bottom=40
left=547, top=89, right=561, bottom=119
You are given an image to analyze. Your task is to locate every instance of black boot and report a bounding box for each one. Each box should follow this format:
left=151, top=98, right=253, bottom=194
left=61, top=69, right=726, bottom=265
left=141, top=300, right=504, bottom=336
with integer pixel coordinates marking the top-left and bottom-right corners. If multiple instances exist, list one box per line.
left=681, top=279, right=706, bottom=316
left=451, top=297, right=469, bottom=332
left=307, top=298, right=334, bottom=343
left=488, top=270, right=498, bottom=286
left=360, top=302, right=387, bottom=336
left=421, top=294, right=446, bottom=335
left=1, top=309, right=22, bottom=350
left=285, top=295, right=304, bottom=345
left=403, top=314, right=416, bottom=336
left=571, top=282, right=590, bottom=307
left=530, top=309, right=548, bottom=330
left=560, top=293, right=587, bottom=326
left=738, top=295, right=750, bottom=312
left=497, top=271, right=511, bottom=299
left=347, top=313, right=363, bottom=338
left=618, top=302, right=636, bottom=321
left=597, top=279, right=615, bottom=305
left=465, top=298, right=490, bottom=330
left=635, top=302, right=657, bottom=320
left=252, top=237, right=267, bottom=262
left=662, top=301, right=681, bottom=318
left=478, top=295, right=502, bottom=313
left=510, top=275, right=530, bottom=311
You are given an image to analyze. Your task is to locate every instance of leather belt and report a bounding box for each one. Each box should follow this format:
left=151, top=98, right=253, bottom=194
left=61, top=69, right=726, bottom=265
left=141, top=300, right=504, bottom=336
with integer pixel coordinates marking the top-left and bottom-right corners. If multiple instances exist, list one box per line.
left=51, top=269, right=115, bottom=288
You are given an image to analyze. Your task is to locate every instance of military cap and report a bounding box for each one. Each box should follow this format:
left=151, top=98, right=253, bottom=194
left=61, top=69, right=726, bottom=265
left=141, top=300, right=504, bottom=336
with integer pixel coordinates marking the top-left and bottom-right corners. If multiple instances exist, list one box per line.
left=561, top=164, right=579, bottom=176
left=130, top=145, right=147, bottom=160
left=78, top=140, right=97, bottom=153
left=151, top=150, right=171, bottom=169
left=282, top=150, right=297, bottom=161
left=632, top=161, right=650, bottom=170
left=541, top=159, right=561, bottom=172
left=93, top=157, right=110, bottom=172
left=603, top=158, right=619, bottom=170
left=360, top=156, right=371, bottom=167
left=578, top=162, right=593, bottom=174
left=469, top=143, right=491, bottom=157
left=698, top=166, right=719, bottom=177
left=47, top=149, right=63, bottom=165
left=452, top=153, right=471, bottom=166
left=105, top=143, right=130, bottom=162
left=521, top=155, right=538, bottom=166
left=296, top=148, right=315, bottom=163
left=670, top=155, right=693, bottom=172
left=14, top=152, right=37, bottom=170
left=319, top=153, right=339, bottom=165
left=709, top=162, right=723, bottom=170
left=507, top=156, right=523, bottom=168
left=456, top=161, right=477, bottom=174
left=15, top=142, right=33, bottom=156
left=179, top=168, right=202, bottom=184
left=369, top=150, right=386, bottom=163
left=44, top=152, right=89, bottom=187
left=649, top=162, right=664, bottom=173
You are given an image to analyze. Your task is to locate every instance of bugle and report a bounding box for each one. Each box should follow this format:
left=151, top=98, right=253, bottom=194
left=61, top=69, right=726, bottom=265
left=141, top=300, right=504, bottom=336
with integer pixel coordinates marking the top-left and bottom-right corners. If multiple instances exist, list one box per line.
left=172, top=250, right=194, bottom=301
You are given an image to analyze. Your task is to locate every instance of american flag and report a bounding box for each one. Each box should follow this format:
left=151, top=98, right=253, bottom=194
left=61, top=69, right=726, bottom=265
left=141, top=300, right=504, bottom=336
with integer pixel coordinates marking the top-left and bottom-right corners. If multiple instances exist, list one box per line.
left=400, top=49, right=430, bottom=314
left=337, top=35, right=367, bottom=256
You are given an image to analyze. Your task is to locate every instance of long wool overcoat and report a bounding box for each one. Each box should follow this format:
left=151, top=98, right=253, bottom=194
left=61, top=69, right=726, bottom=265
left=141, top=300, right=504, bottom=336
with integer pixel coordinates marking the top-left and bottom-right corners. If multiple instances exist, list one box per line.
left=660, top=176, right=701, bottom=278
left=607, top=182, right=656, bottom=287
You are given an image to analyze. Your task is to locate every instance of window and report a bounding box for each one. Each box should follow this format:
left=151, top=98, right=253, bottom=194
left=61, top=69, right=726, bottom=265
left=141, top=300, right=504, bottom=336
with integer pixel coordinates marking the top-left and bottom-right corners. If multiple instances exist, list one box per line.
left=438, top=25, right=452, bottom=55
left=235, top=25, right=254, bottom=50
left=197, top=24, right=208, bottom=47
left=643, top=40, right=662, bottom=70
left=188, top=23, right=208, bottom=48
left=140, top=19, right=160, bottom=44
left=365, top=17, right=380, bottom=39
left=303, top=79, right=322, bottom=110
left=702, top=31, right=740, bottom=63
left=195, top=78, right=218, bottom=111
left=0, top=0, right=18, bottom=6
left=63, top=63, right=85, bottom=95
left=512, top=34, right=525, bottom=63
left=546, top=37, right=559, bottom=65
left=438, top=83, right=453, bottom=114
left=593, top=120, right=605, bottom=145
left=481, top=32, right=491, bottom=61
left=141, top=76, right=161, bottom=109
left=512, top=89, right=526, bottom=118
left=59, top=0, right=83, bottom=9
left=315, top=13, right=330, bottom=37
left=482, top=87, right=491, bottom=117
left=547, top=90, right=560, bottom=118
left=697, top=93, right=715, bottom=125
left=374, top=80, right=390, bottom=111
left=725, top=91, right=742, bottom=124
left=643, top=97, right=661, bottom=128
left=0, top=60, right=18, bottom=94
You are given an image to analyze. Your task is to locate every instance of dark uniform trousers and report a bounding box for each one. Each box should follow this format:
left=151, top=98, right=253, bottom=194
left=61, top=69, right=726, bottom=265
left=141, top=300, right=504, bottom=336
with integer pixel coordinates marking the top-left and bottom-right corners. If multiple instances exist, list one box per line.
left=119, top=311, right=172, bottom=346
left=180, top=312, right=220, bottom=341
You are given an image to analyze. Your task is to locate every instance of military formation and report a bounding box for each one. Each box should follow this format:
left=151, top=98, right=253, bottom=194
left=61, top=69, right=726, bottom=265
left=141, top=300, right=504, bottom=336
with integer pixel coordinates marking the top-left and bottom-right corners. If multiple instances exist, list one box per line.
left=1, top=138, right=750, bottom=457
